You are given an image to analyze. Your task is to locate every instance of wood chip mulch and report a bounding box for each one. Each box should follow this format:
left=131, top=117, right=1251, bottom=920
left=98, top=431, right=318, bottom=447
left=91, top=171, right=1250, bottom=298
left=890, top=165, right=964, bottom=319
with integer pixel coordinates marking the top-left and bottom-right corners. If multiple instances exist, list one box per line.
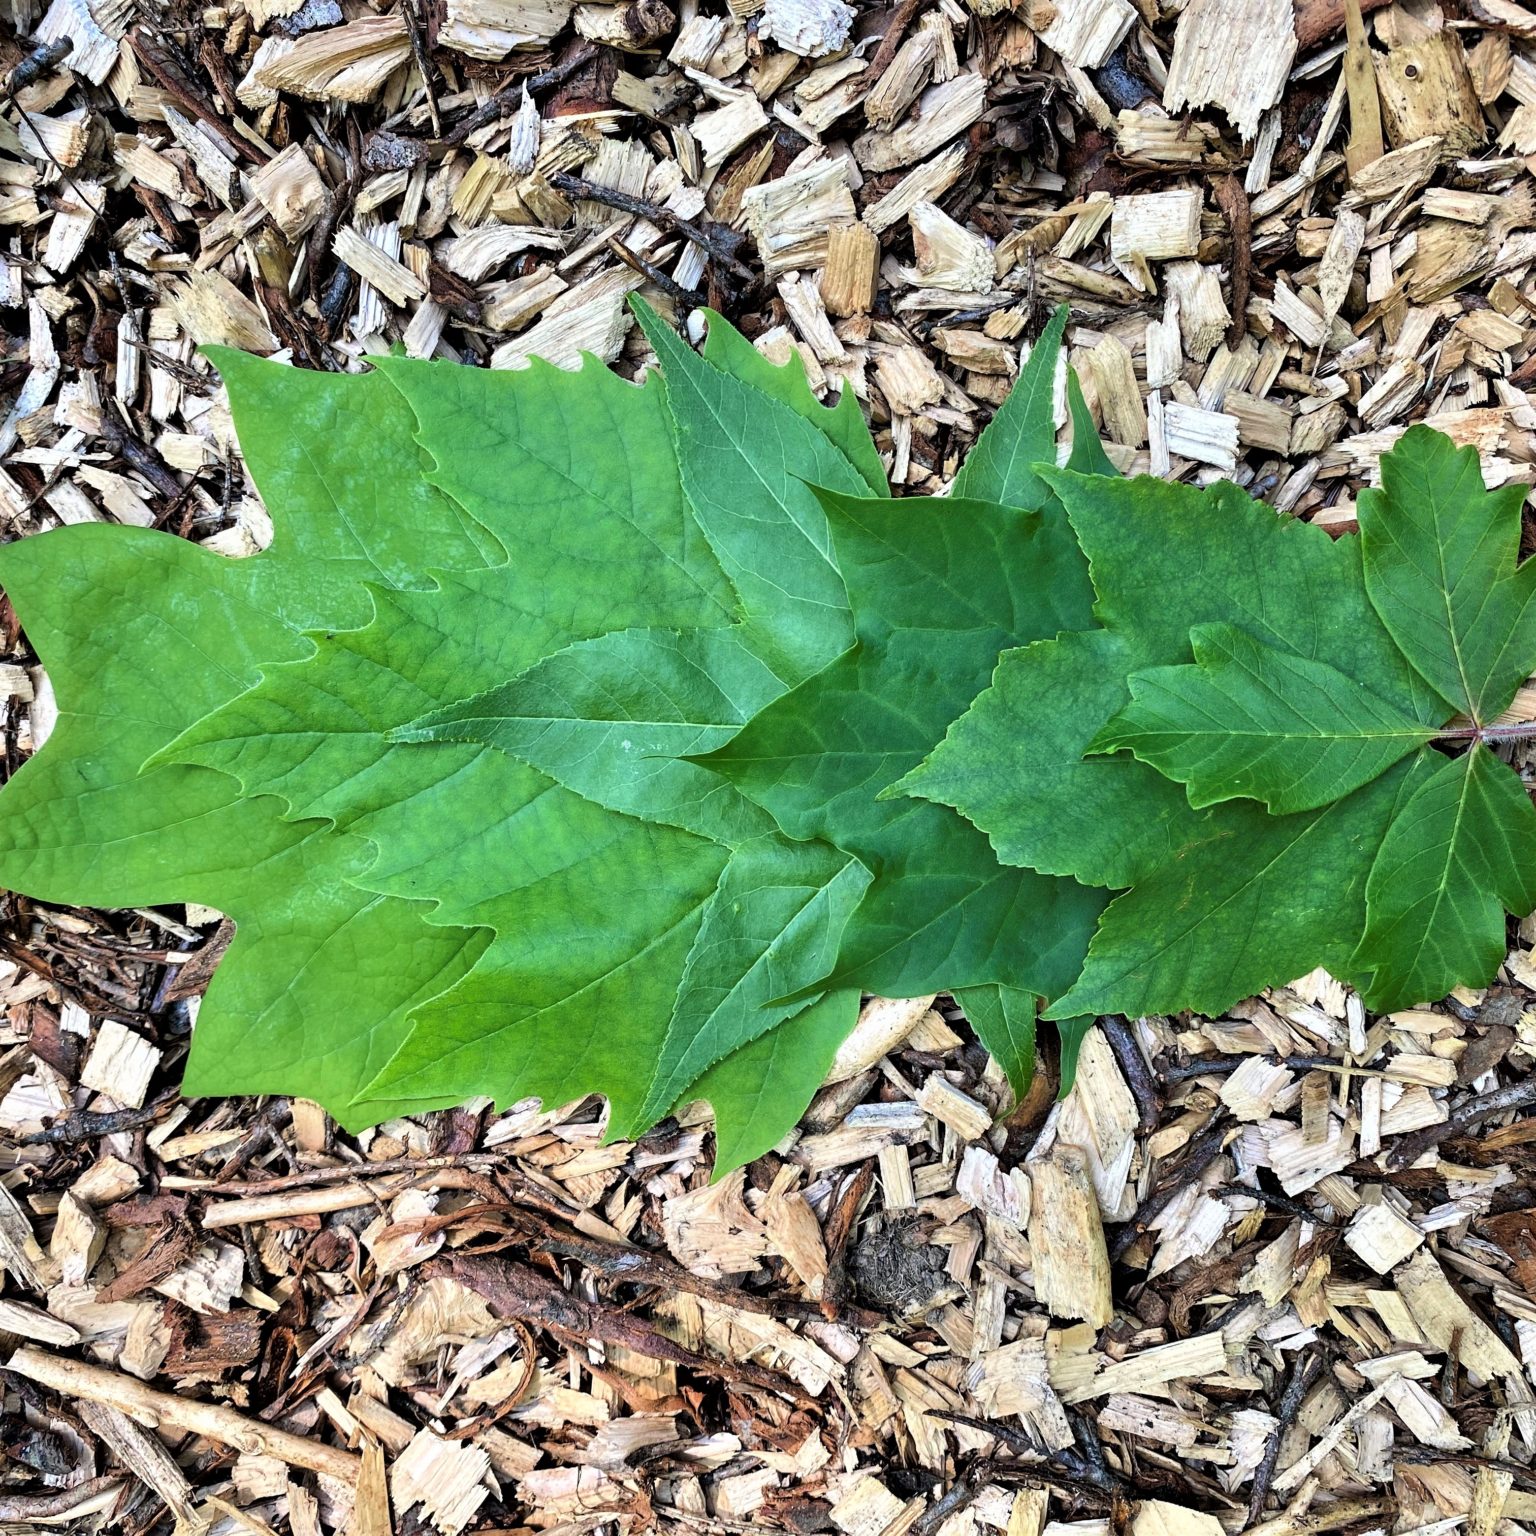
left=6, top=0, right=1536, bottom=1533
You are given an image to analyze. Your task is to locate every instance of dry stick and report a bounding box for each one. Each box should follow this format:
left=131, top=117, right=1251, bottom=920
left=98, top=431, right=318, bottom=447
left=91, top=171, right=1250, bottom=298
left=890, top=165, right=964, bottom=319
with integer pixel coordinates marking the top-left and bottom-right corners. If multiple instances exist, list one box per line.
left=6, top=1348, right=362, bottom=1483
left=1098, top=1015, right=1159, bottom=1132
left=1109, top=1119, right=1229, bottom=1262
left=0, top=1475, right=126, bottom=1523
left=551, top=172, right=755, bottom=283
left=444, top=42, right=597, bottom=145
left=1212, top=175, right=1252, bottom=351
left=1387, top=1076, right=1536, bottom=1169
left=866, top=0, right=927, bottom=84
left=1247, top=1348, right=1323, bottom=1524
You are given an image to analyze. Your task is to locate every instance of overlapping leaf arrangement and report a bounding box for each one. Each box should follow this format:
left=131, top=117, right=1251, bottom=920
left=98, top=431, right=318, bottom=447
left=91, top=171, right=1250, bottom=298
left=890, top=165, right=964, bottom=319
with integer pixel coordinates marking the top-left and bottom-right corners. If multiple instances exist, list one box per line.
left=3, top=296, right=1533, bottom=1170
left=907, top=424, right=1536, bottom=1022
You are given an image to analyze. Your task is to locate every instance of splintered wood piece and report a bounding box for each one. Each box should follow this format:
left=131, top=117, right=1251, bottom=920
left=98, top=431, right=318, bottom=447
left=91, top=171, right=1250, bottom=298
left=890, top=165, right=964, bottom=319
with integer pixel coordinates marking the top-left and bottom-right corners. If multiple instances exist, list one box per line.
left=251, top=14, right=412, bottom=102
left=1162, top=0, right=1296, bottom=140
left=250, top=142, right=331, bottom=241
left=79, top=1020, right=161, bottom=1110
left=822, top=223, right=880, bottom=316
left=1028, top=1143, right=1113, bottom=1325
left=864, top=145, right=968, bottom=233
left=1087, top=334, right=1145, bottom=448
left=1115, top=112, right=1220, bottom=165
left=691, top=93, right=769, bottom=169
left=77, top=1402, right=200, bottom=1531
left=829, top=1476, right=906, bottom=1536
left=853, top=75, right=985, bottom=173
left=1342, top=0, right=1385, bottom=174
left=827, top=995, right=936, bottom=1082
left=918, top=1075, right=994, bottom=1142
left=742, top=160, right=857, bottom=275
left=1133, top=1502, right=1227, bottom=1536
left=1161, top=401, right=1239, bottom=471
left=440, top=0, right=574, bottom=57
left=761, top=0, right=855, bottom=58
left=333, top=223, right=429, bottom=307
left=1373, top=32, right=1484, bottom=154
left=1027, top=0, right=1136, bottom=67
left=1061, top=1331, right=1229, bottom=1404
left=391, top=1429, right=491, bottom=1536
left=1345, top=1201, right=1424, bottom=1274
left=909, top=201, right=994, bottom=292
left=1111, top=190, right=1202, bottom=288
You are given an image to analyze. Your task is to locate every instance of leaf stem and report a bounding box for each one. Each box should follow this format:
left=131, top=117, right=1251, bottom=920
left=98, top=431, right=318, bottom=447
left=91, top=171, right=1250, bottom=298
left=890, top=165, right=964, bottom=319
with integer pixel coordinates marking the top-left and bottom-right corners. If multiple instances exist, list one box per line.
left=1433, top=721, right=1536, bottom=743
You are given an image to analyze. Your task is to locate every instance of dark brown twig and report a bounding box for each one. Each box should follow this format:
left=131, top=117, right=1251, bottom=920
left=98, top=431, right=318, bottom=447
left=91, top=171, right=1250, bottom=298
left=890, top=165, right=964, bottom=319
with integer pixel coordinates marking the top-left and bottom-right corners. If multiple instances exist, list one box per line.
left=867, top=0, right=927, bottom=84
left=608, top=237, right=707, bottom=311
left=1248, top=1349, right=1323, bottom=1523
left=23, top=1087, right=181, bottom=1145
left=1099, top=1015, right=1159, bottom=1132
left=1110, top=1120, right=1229, bottom=1261
left=1158, top=1053, right=1339, bottom=1084
left=551, top=172, right=755, bottom=283
left=1388, top=1076, right=1536, bottom=1168
left=1212, top=174, right=1252, bottom=350
left=441, top=1253, right=817, bottom=1404
left=443, top=43, right=598, bottom=146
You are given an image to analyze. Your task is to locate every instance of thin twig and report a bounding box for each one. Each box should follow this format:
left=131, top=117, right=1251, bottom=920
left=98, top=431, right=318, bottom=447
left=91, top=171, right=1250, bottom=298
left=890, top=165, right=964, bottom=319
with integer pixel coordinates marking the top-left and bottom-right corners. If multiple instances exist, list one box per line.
left=1099, top=1015, right=1159, bottom=1132
left=552, top=172, right=755, bottom=283
left=1248, top=1349, right=1323, bottom=1523
left=1388, top=1076, right=1536, bottom=1168
left=1109, top=1120, right=1229, bottom=1261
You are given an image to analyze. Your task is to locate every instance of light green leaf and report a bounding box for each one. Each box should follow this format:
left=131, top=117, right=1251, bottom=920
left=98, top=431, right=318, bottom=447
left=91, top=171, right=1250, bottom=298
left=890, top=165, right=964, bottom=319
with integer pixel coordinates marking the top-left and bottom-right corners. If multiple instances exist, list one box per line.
left=633, top=300, right=863, bottom=684
left=698, top=308, right=888, bottom=498
left=1353, top=745, right=1536, bottom=1009
left=686, top=989, right=861, bottom=1172
left=641, top=837, right=871, bottom=1123
left=1359, top=424, right=1536, bottom=723
left=954, top=306, right=1068, bottom=508
left=1094, top=621, right=1438, bottom=814
left=954, top=984, right=1035, bottom=1097
left=394, top=625, right=780, bottom=842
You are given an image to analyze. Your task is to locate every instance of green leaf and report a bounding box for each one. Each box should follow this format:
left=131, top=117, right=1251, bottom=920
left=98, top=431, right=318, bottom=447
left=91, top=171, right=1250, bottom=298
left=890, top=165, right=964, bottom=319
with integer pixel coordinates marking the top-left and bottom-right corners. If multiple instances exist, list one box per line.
left=699, top=486, right=1105, bottom=1008
left=0, top=373, right=494, bottom=1125
left=1044, top=760, right=1417, bottom=1020
left=954, top=306, right=1068, bottom=508
left=1093, top=621, right=1438, bottom=814
left=1358, top=424, right=1536, bottom=723
left=698, top=308, right=888, bottom=498
left=394, top=625, right=781, bottom=842
left=640, top=837, right=871, bottom=1123
left=954, top=984, right=1035, bottom=1097
left=912, top=465, right=1462, bottom=1022
left=903, top=628, right=1192, bottom=890
left=685, top=989, right=860, bottom=1172
left=632, top=300, right=864, bottom=684
left=171, top=325, right=880, bottom=1158
left=1353, top=745, right=1536, bottom=1009
left=1065, top=368, right=1118, bottom=479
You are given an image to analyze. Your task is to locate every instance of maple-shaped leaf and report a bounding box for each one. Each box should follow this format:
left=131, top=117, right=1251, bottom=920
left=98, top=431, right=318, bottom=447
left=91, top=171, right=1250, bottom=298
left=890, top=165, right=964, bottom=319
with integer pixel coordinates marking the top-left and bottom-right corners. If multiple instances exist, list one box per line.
left=171, top=318, right=880, bottom=1159
left=906, top=465, right=1449, bottom=1020
left=0, top=362, right=499, bottom=1123
left=1350, top=428, right=1536, bottom=1004
left=404, top=308, right=1110, bottom=1095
